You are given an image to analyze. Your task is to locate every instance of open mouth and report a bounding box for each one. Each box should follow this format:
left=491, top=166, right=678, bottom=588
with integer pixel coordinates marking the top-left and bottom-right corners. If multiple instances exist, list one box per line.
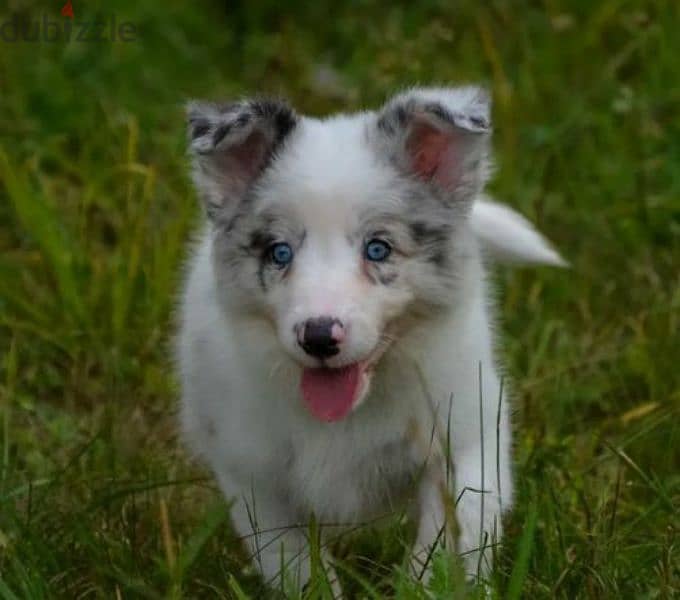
left=300, top=341, right=390, bottom=423
left=301, top=363, right=366, bottom=422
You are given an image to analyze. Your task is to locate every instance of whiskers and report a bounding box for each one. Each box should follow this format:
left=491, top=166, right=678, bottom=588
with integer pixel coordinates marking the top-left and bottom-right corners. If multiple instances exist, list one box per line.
left=268, top=358, right=284, bottom=379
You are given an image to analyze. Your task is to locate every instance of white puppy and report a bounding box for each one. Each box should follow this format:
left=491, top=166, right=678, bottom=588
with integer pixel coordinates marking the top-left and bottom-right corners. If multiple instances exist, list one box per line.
left=177, top=87, right=564, bottom=593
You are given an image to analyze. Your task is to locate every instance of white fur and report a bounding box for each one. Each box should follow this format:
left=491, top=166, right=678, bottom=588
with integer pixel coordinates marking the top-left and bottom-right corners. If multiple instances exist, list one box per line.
left=177, top=89, right=564, bottom=593
left=472, top=197, right=568, bottom=267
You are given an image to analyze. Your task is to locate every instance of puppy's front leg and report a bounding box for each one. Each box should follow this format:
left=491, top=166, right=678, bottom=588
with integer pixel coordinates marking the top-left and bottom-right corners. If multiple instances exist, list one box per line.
left=227, top=491, right=309, bottom=591
left=454, top=440, right=509, bottom=581
left=410, top=463, right=456, bottom=581
left=226, top=484, right=343, bottom=597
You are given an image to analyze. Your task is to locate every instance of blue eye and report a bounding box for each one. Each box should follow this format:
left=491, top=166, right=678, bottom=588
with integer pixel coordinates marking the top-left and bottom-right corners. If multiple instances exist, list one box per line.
left=270, top=242, right=293, bottom=267
left=365, top=239, right=391, bottom=262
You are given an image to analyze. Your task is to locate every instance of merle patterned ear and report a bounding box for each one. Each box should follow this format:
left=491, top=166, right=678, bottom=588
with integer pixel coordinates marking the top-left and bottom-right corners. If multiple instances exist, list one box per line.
left=186, top=98, right=298, bottom=219
left=373, top=87, right=492, bottom=203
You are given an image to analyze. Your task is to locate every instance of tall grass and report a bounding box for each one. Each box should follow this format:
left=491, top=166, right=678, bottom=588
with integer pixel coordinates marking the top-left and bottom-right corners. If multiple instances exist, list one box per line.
left=1, top=0, right=678, bottom=597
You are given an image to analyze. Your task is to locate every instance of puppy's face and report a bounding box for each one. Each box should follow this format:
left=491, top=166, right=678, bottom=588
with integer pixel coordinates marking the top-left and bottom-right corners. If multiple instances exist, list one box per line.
left=187, top=88, right=491, bottom=421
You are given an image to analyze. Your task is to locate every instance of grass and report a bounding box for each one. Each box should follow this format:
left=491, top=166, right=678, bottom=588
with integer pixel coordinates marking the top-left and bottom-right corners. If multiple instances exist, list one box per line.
left=0, top=0, right=678, bottom=597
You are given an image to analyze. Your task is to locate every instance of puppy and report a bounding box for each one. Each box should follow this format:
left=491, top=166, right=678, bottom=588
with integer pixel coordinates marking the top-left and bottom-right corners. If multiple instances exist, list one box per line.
left=177, top=87, right=564, bottom=593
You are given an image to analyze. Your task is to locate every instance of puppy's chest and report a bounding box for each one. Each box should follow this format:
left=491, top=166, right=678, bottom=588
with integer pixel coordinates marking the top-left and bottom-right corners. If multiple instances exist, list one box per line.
left=285, top=426, right=420, bottom=521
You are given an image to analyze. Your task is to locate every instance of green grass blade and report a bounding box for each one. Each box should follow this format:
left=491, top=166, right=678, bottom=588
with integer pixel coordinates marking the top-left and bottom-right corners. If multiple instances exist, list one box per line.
left=0, top=147, right=86, bottom=327
left=228, top=574, right=252, bottom=600
left=506, top=500, right=538, bottom=600
left=176, top=500, right=231, bottom=578
left=0, top=577, right=21, bottom=600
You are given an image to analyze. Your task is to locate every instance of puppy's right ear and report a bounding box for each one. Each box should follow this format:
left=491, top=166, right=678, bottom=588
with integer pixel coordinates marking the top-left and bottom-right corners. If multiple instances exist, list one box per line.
left=186, top=99, right=298, bottom=219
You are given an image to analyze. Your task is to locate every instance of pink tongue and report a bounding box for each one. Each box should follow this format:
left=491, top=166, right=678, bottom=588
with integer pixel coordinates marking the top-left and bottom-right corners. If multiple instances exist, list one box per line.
left=301, top=364, right=361, bottom=422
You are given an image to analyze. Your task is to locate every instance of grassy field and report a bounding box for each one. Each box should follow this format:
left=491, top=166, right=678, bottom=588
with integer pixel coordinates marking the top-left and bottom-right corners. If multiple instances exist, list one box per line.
left=0, top=0, right=678, bottom=597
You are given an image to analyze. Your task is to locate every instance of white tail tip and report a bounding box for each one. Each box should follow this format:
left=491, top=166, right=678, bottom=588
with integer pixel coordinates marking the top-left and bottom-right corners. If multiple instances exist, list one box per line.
left=470, top=197, right=568, bottom=267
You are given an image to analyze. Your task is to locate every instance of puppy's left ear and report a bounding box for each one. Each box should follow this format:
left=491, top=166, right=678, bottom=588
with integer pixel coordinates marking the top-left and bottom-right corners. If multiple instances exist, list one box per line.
left=372, top=86, right=492, bottom=203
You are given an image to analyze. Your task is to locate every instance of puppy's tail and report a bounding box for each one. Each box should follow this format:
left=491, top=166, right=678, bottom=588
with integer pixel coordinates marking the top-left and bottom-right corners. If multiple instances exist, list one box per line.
left=470, top=197, right=568, bottom=267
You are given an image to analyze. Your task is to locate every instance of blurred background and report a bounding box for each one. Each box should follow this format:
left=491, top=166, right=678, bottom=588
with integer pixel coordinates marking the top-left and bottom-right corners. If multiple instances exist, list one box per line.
left=0, top=0, right=678, bottom=597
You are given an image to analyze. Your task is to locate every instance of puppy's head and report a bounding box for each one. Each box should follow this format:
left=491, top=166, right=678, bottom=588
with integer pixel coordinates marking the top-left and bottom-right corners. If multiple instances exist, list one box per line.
left=187, top=88, right=491, bottom=421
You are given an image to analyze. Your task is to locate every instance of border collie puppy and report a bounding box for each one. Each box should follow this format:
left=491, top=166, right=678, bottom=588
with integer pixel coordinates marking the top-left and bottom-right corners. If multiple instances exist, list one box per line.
left=178, top=87, right=565, bottom=593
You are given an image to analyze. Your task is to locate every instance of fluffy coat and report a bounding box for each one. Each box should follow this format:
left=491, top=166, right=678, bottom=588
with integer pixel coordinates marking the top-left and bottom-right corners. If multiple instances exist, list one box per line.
left=177, top=87, right=564, bottom=593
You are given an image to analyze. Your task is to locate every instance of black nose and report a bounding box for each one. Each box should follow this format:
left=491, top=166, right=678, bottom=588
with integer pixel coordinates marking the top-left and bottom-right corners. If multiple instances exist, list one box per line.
left=298, top=317, right=344, bottom=359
